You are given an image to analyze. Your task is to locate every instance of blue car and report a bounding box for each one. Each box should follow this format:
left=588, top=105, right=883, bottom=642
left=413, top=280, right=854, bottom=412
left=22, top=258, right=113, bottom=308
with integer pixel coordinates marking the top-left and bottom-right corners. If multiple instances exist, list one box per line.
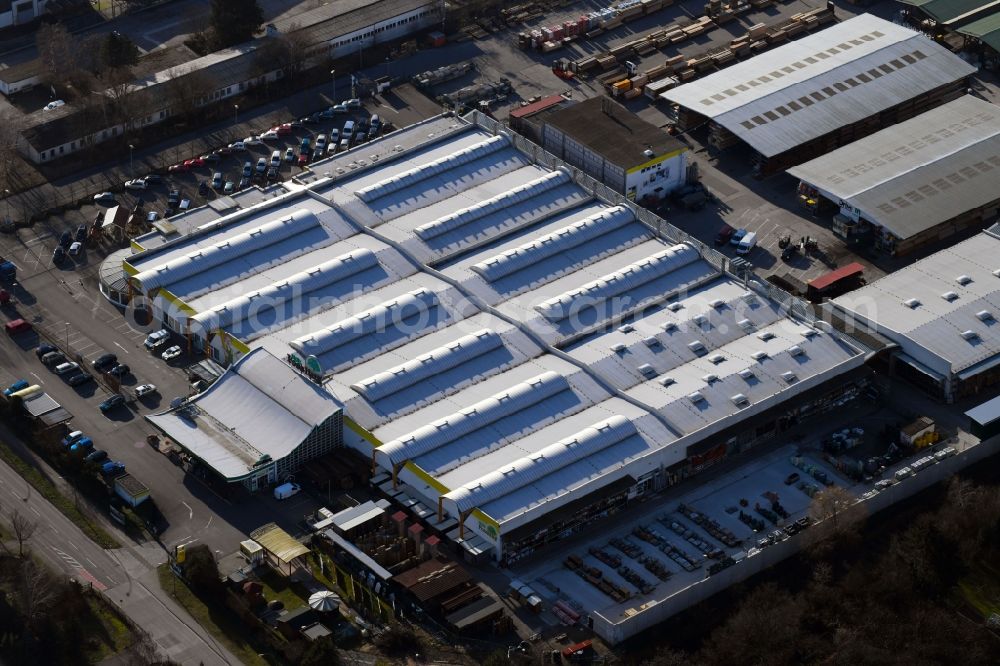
left=69, top=437, right=93, bottom=452
left=3, top=379, right=28, bottom=396
left=61, top=430, right=84, bottom=447
left=99, top=394, right=125, bottom=413
left=84, top=449, right=108, bottom=463
left=101, top=461, right=125, bottom=476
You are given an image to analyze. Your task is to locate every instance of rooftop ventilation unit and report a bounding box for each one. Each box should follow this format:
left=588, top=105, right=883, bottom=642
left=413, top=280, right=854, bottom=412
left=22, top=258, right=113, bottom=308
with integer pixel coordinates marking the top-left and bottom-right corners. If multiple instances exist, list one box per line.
left=994, top=269, right=1000, bottom=278
left=738, top=318, right=754, bottom=331
left=976, top=310, right=993, bottom=322
left=781, top=371, right=797, bottom=383
left=751, top=350, right=769, bottom=361
left=903, top=298, right=920, bottom=309
left=731, top=393, right=749, bottom=407
left=660, top=376, right=676, bottom=387
left=693, top=314, right=708, bottom=326
left=642, top=336, right=660, bottom=348
left=800, top=329, right=818, bottom=338
left=788, top=345, right=805, bottom=357
left=961, top=330, right=979, bottom=341
left=709, top=299, right=725, bottom=309
left=638, top=364, right=657, bottom=378
left=702, top=373, right=719, bottom=384
left=618, top=324, right=635, bottom=333
left=688, top=391, right=705, bottom=403
left=758, top=331, right=776, bottom=341
left=667, top=302, right=684, bottom=312
left=956, top=275, right=972, bottom=286
left=708, top=354, right=725, bottom=365
left=688, top=340, right=706, bottom=354
left=663, top=322, right=678, bottom=332
left=942, top=291, right=959, bottom=302
left=738, top=368, right=756, bottom=381
left=611, top=343, right=627, bottom=354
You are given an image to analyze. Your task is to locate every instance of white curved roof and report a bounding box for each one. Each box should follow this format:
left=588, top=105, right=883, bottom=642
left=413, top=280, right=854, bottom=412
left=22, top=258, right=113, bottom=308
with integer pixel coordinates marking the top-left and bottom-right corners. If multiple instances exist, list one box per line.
left=413, top=170, right=571, bottom=242
left=375, top=371, right=569, bottom=469
left=354, top=134, right=510, bottom=203
left=444, top=416, right=636, bottom=514
left=290, top=287, right=440, bottom=361
left=470, top=206, right=634, bottom=282
left=535, top=243, right=698, bottom=321
left=189, top=249, right=379, bottom=333
left=350, top=329, right=503, bottom=402
left=132, top=209, right=319, bottom=293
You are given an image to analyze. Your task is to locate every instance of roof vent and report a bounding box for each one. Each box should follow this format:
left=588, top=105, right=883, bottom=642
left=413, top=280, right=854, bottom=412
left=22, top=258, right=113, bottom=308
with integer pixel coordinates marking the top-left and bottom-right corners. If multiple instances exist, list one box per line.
left=961, top=330, right=979, bottom=341
left=667, top=302, right=684, bottom=312
left=731, top=393, right=750, bottom=407
left=751, top=350, right=769, bottom=361
left=942, top=291, right=959, bottom=302
left=781, top=371, right=798, bottom=383
left=663, top=322, right=678, bottom=332
left=738, top=318, right=754, bottom=331
left=976, top=310, right=993, bottom=322
left=738, top=368, right=756, bottom=380
left=643, top=148, right=655, bottom=158
left=660, top=376, right=676, bottom=387
left=693, top=314, right=708, bottom=326
left=993, top=269, right=1000, bottom=278
left=788, top=345, right=805, bottom=357
left=800, top=329, right=818, bottom=338
left=903, top=298, right=920, bottom=309
left=708, top=353, right=725, bottom=365
left=702, top=373, right=719, bottom=384
left=709, top=298, right=725, bottom=309
left=688, top=391, right=705, bottom=404
left=618, top=324, right=635, bottom=333
left=758, top=331, right=776, bottom=341
left=688, top=340, right=706, bottom=354
left=642, top=336, right=660, bottom=348
left=611, top=343, right=627, bottom=354
left=956, top=275, right=973, bottom=286
left=638, top=364, right=657, bottom=378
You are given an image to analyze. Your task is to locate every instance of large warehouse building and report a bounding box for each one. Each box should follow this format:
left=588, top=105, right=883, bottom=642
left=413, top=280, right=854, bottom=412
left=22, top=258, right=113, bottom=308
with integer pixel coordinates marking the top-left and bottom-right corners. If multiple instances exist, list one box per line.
left=662, top=13, right=976, bottom=174
left=828, top=224, right=1000, bottom=402
left=787, top=95, right=1000, bottom=256
left=124, top=113, right=869, bottom=565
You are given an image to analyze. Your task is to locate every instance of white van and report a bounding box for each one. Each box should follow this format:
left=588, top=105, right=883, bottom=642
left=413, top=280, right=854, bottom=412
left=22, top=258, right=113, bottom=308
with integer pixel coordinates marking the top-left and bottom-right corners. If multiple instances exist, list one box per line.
left=273, top=482, right=301, bottom=500
left=144, top=329, right=169, bottom=350
left=736, top=231, right=757, bottom=255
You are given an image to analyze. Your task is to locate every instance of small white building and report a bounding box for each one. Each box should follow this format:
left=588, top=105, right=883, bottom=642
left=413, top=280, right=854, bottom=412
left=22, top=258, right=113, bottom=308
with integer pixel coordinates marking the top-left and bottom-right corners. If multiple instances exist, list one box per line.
left=1, top=0, right=48, bottom=29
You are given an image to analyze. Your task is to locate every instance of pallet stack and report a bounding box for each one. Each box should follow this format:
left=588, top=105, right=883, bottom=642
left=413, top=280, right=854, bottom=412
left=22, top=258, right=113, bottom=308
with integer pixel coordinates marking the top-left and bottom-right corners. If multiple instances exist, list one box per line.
left=708, top=123, right=739, bottom=150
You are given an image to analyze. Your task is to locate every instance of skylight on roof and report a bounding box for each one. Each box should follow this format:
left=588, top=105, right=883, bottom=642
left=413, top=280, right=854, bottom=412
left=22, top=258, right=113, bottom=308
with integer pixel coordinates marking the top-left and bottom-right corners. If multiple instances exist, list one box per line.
left=643, top=336, right=660, bottom=348
left=781, top=371, right=797, bottom=383
left=800, top=329, right=818, bottom=338
left=709, top=299, right=725, bottom=309
left=758, top=331, right=776, bottom=341
left=731, top=393, right=749, bottom=407
left=708, top=354, right=725, bottom=365
left=788, top=345, right=805, bottom=357
left=638, top=364, right=657, bottom=377
left=956, top=275, right=972, bottom=286
left=751, top=351, right=769, bottom=361
left=660, top=376, right=676, bottom=387
left=942, top=291, right=959, bottom=302
left=961, top=330, right=979, bottom=341
left=663, top=322, right=678, bottom=332
left=618, top=324, right=635, bottom=333
left=903, top=298, right=920, bottom=309
left=738, top=368, right=755, bottom=380
left=667, top=302, right=684, bottom=312
left=738, top=318, right=754, bottom=331
left=611, top=343, right=627, bottom=354
left=702, top=373, right=719, bottom=384
left=977, top=310, right=994, bottom=322
left=688, top=391, right=705, bottom=403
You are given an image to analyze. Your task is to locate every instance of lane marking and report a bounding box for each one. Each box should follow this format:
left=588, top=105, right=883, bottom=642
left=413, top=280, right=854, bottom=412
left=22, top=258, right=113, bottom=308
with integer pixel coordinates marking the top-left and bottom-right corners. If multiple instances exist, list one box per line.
left=113, top=341, right=130, bottom=354
left=182, top=501, right=193, bottom=519
left=29, top=372, right=44, bottom=384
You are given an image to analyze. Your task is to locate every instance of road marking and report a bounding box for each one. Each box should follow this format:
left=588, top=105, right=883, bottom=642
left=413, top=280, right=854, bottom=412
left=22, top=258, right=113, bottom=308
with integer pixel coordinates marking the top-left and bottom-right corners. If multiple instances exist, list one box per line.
left=106, top=574, right=118, bottom=584
left=24, top=233, right=52, bottom=246
left=86, top=557, right=97, bottom=568
left=29, top=505, right=40, bottom=517
left=205, top=515, right=213, bottom=529
left=29, top=372, right=43, bottom=384
left=49, top=523, right=59, bottom=534
left=113, top=341, right=130, bottom=354
left=182, top=501, right=193, bottom=519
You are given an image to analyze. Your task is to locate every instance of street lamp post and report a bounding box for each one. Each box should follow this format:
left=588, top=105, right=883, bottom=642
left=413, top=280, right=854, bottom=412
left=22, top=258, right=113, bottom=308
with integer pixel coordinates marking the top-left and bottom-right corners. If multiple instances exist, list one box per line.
left=128, top=144, right=134, bottom=178
left=330, top=69, right=336, bottom=102
left=65, top=322, right=70, bottom=352
left=3, top=188, right=10, bottom=226
left=234, top=104, right=239, bottom=124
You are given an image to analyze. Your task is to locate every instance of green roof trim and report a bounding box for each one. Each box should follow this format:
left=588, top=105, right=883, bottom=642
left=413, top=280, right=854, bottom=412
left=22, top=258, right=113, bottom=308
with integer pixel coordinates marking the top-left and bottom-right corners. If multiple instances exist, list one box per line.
left=958, top=11, right=1000, bottom=51
left=900, top=0, right=1000, bottom=25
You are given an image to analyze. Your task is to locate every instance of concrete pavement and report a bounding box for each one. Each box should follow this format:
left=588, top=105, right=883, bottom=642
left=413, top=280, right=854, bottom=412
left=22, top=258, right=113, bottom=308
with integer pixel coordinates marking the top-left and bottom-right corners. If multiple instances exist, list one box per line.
left=0, top=452, right=239, bottom=664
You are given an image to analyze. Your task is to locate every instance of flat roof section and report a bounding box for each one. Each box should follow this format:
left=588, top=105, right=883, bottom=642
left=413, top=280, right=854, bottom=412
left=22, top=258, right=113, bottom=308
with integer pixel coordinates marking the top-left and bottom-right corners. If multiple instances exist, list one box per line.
left=538, top=97, right=687, bottom=169
left=663, top=14, right=976, bottom=157
left=788, top=96, right=1000, bottom=240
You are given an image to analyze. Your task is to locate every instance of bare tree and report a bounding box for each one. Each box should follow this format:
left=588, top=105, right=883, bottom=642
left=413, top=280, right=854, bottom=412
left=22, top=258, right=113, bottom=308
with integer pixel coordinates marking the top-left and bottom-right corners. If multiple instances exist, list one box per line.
left=0, top=109, right=25, bottom=194
left=36, top=23, right=78, bottom=91
left=161, top=66, right=216, bottom=121
left=14, top=559, right=58, bottom=629
left=805, top=486, right=866, bottom=553
left=9, top=508, right=38, bottom=557
left=123, top=632, right=161, bottom=666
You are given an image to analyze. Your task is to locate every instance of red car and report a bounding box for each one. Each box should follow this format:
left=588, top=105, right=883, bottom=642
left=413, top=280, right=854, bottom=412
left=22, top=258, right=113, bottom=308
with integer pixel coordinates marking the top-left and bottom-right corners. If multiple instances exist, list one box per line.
left=273, top=124, right=293, bottom=136
left=297, top=153, right=308, bottom=166
left=188, top=157, right=206, bottom=168
left=168, top=162, right=190, bottom=172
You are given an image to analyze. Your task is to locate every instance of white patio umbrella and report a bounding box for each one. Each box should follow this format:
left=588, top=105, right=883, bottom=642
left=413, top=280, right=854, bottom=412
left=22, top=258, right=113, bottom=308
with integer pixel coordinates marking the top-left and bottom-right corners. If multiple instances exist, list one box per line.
left=308, top=590, right=341, bottom=612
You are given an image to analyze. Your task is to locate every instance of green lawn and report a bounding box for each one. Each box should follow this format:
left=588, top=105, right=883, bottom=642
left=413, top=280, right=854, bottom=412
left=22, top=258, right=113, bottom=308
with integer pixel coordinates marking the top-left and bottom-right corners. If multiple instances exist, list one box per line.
left=0, top=438, right=118, bottom=548
left=958, top=562, right=1000, bottom=619
left=259, top=569, right=308, bottom=611
left=156, top=564, right=270, bottom=666
left=81, top=595, right=134, bottom=662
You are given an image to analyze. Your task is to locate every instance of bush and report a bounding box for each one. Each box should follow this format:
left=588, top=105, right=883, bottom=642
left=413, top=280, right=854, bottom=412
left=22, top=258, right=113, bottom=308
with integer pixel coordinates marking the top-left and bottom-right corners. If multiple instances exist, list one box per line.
left=375, top=624, right=424, bottom=659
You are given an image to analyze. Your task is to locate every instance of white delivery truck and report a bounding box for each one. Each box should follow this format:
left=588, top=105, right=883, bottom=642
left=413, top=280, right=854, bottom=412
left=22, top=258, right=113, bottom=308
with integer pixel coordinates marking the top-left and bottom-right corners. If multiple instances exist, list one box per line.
left=736, top=231, right=757, bottom=255
left=273, top=482, right=301, bottom=500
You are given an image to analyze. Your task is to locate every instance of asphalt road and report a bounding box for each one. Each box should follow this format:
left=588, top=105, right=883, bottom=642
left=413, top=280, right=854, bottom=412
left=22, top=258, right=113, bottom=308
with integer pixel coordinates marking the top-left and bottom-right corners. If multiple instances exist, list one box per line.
left=0, top=447, right=238, bottom=664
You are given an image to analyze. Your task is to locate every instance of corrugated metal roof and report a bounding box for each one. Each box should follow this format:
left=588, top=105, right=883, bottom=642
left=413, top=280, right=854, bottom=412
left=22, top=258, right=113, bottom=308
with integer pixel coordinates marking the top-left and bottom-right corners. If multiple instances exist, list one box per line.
left=899, top=0, right=1000, bottom=25
left=788, top=96, right=1000, bottom=240
left=663, top=14, right=976, bottom=157
left=250, top=523, right=311, bottom=564
left=966, top=392, right=1000, bottom=424
left=833, top=229, right=1000, bottom=376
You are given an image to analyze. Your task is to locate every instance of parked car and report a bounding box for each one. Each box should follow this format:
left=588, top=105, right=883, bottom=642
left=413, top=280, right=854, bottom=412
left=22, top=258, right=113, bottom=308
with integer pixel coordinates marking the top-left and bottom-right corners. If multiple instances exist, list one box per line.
left=35, top=343, right=57, bottom=358
left=161, top=345, right=182, bottom=361
left=201, top=153, right=220, bottom=164
left=98, top=395, right=125, bottom=413
left=75, top=225, right=88, bottom=241
left=69, top=241, right=83, bottom=256
left=297, top=153, right=308, bottom=166
left=43, top=99, right=65, bottom=111
left=55, top=361, right=79, bottom=375
left=61, top=430, right=84, bottom=446
left=134, top=384, right=157, bottom=398
left=124, top=178, right=147, bottom=190
left=108, top=363, right=130, bottom=378
left=267, top=166, right=280, bottom=181
left=338, top=138, right=350, bottom=152
left=215, top=145, right=235, bottom=156
left=101, top=460, right=126, bottom=476
left=188, top=157, right=206, bottom=168
left=284, top=147, right=295, bottom=163
left=259, top=130, right=279, bottom=141
left=69, top=437, right=93, bottom=452
left=144, top=329, right=169, bottom=349
left=144, top=174, right=162, bottom=184
left=367, top=127, right=379, bottom=142
left=223, top=180, right=235, bottom=194
left=68, top=372, right=93, bottom=387
left=273, top=124, right=292, bottom=136
left=92, top=353, right=117, bottom=371
left=4, top=380, right=29, bottom=396
left=730, top=228, right=748, bottom=246
left=273, top=482, right=301, bottom=500
left=42, top=350, right=65, bottom=365
left=330, top=128, right=339, bottom=144
left=300, top=136, right=311, bottom=150
left=168, top=162, right=190, bottom=173
left=228, top=140, right=246, bottom=151
left=244, top=135, right=264, bottom=146
left=784, top=472, right=800, bottom=485
left=255, top=157, right=267, bottom=174
left=239, top=176, right=251, bottom=190
left=198, top=181, right=210, bottom=196
left=52, top=246, right=65, bottom=263
left=330, top=103, right=348, bottom=114
left=242, top=161, right=253, bottom=178
left=85, top=449, right=108, bottom=463
left=59, top=231, right=72, bottom=247
left=270, top=150, right=282, bottom=168
left=346, top=98, right=361, bottom=109
left=211, top=172, right=223, bottom=189
left=167, top=190, right=180, bottom=205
